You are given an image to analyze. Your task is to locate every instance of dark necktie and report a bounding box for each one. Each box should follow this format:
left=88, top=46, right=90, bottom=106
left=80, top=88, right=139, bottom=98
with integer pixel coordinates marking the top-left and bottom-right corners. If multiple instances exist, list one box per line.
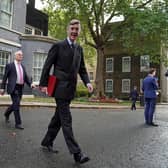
left=71, top=43, right=75, bottom=53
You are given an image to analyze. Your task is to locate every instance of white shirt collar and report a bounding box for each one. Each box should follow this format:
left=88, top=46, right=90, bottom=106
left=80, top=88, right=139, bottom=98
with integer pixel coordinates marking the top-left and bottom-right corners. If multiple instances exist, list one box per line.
left=67, top=37, right=75, bottom=45
left=14, top=60, right=21, bottom=64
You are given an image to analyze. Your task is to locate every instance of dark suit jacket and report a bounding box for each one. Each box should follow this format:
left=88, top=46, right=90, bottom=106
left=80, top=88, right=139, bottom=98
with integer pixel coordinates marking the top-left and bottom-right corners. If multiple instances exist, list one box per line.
left=39, top=39, right=90, bottom=99
left=1, top=62, right=31, bottom=94
left=142, top=75, right=158, bottom=98
left=130, top=89, right=139, bottom=100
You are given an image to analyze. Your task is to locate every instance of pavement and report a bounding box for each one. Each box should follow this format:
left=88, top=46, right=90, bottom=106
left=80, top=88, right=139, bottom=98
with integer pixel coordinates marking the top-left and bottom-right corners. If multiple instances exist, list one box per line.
left=1, top=106, right=168, bottom=168
left=1, top=94, right=167, bottom=109
left=0, top=98, right=167, bottom=109
left=0, top=100, right=133, bottom=109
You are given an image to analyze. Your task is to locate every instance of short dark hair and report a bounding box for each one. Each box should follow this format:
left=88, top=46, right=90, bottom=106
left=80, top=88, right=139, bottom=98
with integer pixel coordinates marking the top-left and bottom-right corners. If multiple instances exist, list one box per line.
left=69, top=19, right=80, bottom=26
left=149, top=68, right=156, bottom=74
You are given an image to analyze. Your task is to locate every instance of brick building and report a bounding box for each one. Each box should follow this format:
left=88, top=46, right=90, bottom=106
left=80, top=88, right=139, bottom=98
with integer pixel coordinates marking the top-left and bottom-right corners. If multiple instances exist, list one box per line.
left=104, top=32, right=160, bottom=100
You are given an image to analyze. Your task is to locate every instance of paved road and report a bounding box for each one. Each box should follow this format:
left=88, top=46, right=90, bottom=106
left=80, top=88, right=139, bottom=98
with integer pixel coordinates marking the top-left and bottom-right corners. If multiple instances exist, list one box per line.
left=0, top=106, right=168, bottom=168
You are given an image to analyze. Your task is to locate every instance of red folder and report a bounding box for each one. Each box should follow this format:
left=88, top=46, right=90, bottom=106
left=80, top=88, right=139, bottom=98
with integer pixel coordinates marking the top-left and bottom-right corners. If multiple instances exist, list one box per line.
left=47, top=75, right=57, bottom=97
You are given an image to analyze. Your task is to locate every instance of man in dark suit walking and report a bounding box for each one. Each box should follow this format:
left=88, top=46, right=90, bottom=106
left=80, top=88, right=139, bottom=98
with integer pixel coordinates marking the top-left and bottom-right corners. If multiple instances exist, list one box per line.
left=0, top=50, right=35, bottom=130
left=39, top=19, right=93, bottom=164
left=142, top=68, right=158, bottom=126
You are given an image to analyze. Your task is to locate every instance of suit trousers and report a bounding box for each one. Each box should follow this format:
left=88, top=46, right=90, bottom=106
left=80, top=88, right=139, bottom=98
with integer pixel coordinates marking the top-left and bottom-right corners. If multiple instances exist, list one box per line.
left=144, top=98, right=156, bottom=124
left=131, top=99, right=137, bottom=110
left=41, top=99, right=81, bottom=154
left=5, top=84, right=23, bottom=125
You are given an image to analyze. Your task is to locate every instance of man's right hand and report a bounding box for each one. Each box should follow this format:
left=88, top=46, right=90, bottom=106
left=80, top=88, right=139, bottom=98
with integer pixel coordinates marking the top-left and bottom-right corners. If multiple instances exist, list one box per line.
left=39, top=87, right=48, bottom=94
left=0, top=89, right=5, bottom=95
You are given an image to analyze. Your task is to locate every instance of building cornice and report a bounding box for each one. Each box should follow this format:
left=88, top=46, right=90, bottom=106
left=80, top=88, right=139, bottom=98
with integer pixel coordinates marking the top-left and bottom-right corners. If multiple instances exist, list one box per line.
left=20, top=34, right=58, bottom=43
left=0, top=38, right=21, bottom=47
left=0, top=26, right=22, bottom=35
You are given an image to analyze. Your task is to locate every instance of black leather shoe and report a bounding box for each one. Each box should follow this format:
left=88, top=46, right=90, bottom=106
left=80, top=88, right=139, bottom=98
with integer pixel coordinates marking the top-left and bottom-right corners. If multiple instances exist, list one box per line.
left=150, top=122, right=158, bottom=127
left=41, top=144, right=59, bottom=153
left=4, top=114, right=10, bottom=123
left=74, top=153, right=90, bottom=164
left=15, top=125, right=24, bottom=130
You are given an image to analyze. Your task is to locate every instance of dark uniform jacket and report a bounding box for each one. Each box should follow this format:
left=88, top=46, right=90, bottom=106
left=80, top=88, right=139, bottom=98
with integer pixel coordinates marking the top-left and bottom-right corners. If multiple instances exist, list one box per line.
left=142, top=75, right=158, bottom=98
left=1, top=62, right=31, bottom=94
left=130, top=89, right=139, bottom=100
left=39, top=39, right=90, bottom=99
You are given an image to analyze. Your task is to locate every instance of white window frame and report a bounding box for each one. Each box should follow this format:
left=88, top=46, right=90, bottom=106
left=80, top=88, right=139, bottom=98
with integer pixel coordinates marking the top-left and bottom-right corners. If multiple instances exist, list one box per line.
left=32, top=52, right=47, bottom=84
left=140, top=78, right=143, bottom=92
left=0, top=50, right=11, bottom=80
left=89, top=71, right=94, bottom=81
left=0, top=0, right=13, bottom=28
left=105, top=79, right=113, bottom=93
left=25, top=25, right=43, bottom=36
left=122, top=79, right=130, bottom=93
left=140, top=55, right=150, bottom=72
left=122, top=56, right=131, bottom=72
left=25, top=26, right=33, bottom=34
left=106, top=57, right=114, bottom=72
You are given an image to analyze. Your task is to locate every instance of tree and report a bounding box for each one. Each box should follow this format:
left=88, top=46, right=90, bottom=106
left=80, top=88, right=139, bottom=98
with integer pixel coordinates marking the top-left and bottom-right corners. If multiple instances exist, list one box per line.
left=42, top=2, right=96, bottom=67
left=41, top=0, right=168, bottom=97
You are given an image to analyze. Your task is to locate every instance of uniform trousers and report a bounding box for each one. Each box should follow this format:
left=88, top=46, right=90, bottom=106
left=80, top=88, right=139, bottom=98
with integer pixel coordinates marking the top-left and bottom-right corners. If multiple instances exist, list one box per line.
left=144, top=98, right=156, bottom=124
left=4, top=84, right=23, bottom=125
left=41, top=99, right=81, bottom=154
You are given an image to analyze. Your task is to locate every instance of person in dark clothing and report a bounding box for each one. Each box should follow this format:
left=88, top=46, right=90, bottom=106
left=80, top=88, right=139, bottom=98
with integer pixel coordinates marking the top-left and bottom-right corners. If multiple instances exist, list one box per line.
left=0, top=50, right=36, bottom=129
left=142, top=68, right=158, bottom=126
left=130, top=86, right=139, bottom=111
left=39, top=19, right=93, bottom=164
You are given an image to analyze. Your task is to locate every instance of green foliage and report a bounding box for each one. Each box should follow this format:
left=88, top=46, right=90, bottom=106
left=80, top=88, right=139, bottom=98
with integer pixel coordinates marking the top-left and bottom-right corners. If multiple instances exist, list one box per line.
left=41, top=0, right=96, bottom=67
left=81, top=41, right=96, bottom=67
left=116, top=6, right=168, bottom=63
left=41, top=0, right=168, bottom=97
left=75, top=83, right=89, bottom=98
left=41, top=0, right=168, bottom=64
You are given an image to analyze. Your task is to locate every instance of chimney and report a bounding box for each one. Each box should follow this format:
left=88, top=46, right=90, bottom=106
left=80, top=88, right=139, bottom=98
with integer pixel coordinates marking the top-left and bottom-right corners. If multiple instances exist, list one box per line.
left=29, top=0, right=35, bottom=8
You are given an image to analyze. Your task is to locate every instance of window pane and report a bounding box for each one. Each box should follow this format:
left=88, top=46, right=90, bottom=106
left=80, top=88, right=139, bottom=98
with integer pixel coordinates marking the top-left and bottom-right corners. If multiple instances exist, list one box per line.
left=105, top=79, right=113, bottom=93
left=106, top=58, right=113, bottom=72
left=122, top=57, right=131, bottom=72
left=0, top=12, right=10, bottom=27
left=25, top=25, right=43, bottom=36
left=25, top=27, right=33, bottom=34
left=0, top=50, right=10, bottom=79
left=1, top=0, right=12, bottom=13
left=89, top=72, right=94, bottom=81
left=35, top=29, right=42, bottom=35
left=122, top=79, right=130, bottom=93
left=0, top=67, right=4, bottom=79
left=0, top=0, right=12, bottom=27
left=140, top=55, right=150, bottom=72
left=33, top=53, right=47, bottom=83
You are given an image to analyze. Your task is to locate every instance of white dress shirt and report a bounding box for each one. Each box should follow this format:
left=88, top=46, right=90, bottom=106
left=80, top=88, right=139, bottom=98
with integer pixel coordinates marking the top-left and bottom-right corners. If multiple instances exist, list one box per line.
left=14, top=60, right=24, bottom=84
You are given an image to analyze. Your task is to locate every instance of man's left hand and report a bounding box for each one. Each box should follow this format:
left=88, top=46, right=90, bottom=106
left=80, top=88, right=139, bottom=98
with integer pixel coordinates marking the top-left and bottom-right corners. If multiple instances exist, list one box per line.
left=31, top=83, right=37, bottom=89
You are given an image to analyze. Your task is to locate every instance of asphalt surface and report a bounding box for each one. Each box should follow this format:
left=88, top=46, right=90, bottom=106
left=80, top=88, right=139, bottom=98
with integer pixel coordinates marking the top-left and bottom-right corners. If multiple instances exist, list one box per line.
left=0, top=105, right=168, bottom=168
